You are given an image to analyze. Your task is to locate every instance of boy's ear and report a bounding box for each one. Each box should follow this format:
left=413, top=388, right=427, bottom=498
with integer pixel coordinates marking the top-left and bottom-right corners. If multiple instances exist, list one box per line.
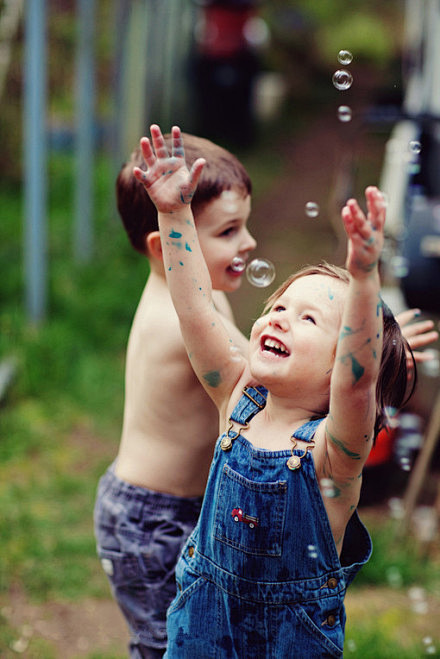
left=146, top=231, right=163, bottom=261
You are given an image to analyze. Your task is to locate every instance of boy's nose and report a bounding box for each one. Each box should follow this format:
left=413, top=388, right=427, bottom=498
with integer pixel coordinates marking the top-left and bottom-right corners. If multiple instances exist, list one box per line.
left=241, top=229, right=257, bottom=252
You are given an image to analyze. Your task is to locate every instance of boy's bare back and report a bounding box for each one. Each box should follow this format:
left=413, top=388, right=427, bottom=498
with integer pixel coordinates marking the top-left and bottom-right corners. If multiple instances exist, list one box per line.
left=115, top=270, right=248, bottom=497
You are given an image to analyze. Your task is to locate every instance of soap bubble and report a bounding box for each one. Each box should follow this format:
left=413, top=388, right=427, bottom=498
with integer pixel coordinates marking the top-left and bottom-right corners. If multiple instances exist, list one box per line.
left=386, top=566, right=403, bottom=588
left=409, top=140, right=422, bottom=154
left=412, top=506, right=438, bottom=543
left=345, top=639, right=357, bottom=653
left=384, top=406, right=400, bottom=429
left=423, top=638, right=437, bottom=655
left=337, top=105, right=352, bottom=122
left=399, top=456, right=412, bottom=471
left=338, top=49, right=353, bottom=65
left=332, top=69, right=353, bottom=91
left=246, top=258, right=276, bottom=288
left=420, top=350, right=440, bottom=378
left=307, top=544, right=318, bottom=559
left=230, top=256, right=246, bottom=273
left=390, top=255, right=409, bottom=278
left=320, top=478, right=337, bottom=498
left=229, top=344, right=242, bottom=362
left=388, top=497, right=405, bottom=519
left=305, top=201, right=320, bottom=218
left=408, top=586, right=429, bottom=614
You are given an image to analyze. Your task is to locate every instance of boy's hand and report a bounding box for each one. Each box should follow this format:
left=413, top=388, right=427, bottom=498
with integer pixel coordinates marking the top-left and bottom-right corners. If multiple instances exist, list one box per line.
left=396, top=308, right=439, bottom=365
left=342, top=186, right=386, bottom=278
left=133, top=124, right=205, bottom=213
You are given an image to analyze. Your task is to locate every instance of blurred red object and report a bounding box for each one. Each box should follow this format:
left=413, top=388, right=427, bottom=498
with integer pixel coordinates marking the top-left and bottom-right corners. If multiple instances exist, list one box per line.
left=196, top=6, right=256, bottom=58
left=365, top=426, right=396, bottom=467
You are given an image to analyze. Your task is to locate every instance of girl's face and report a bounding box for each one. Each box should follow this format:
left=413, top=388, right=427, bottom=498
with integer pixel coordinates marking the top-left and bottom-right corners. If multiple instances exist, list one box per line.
left=195, top=189, right=256, bottom=292
left=249, top=274, right=346, bottom=405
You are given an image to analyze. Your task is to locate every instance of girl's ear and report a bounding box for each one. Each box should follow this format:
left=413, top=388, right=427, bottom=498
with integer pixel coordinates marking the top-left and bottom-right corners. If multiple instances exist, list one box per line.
left=146, top=231, right=163, bottom=261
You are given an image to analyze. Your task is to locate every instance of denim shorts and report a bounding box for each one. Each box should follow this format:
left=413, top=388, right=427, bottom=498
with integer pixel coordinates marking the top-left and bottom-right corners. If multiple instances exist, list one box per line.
left=94, top=462, right=203, bottom=657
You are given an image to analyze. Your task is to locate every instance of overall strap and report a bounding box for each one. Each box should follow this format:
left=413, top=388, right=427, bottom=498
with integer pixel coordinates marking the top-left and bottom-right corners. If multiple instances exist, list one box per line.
left=292, top=417, right=324, bottom=442
left=229, top=385, right=268, bottom=425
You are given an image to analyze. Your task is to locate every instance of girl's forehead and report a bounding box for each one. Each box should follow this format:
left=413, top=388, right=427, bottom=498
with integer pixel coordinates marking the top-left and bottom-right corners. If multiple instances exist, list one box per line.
left=283, top=274, right=347, bottom=301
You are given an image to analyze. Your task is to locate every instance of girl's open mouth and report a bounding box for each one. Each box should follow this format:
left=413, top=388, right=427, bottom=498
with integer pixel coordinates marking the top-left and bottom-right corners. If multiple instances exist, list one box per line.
left=261, top=336, right=290, bottom=357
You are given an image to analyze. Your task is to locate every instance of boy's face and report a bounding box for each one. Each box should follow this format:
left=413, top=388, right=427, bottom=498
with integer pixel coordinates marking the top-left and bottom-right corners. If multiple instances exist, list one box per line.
left=195, top=189, right=256, bottom=292
left=249, top=274, right=346, bottom=404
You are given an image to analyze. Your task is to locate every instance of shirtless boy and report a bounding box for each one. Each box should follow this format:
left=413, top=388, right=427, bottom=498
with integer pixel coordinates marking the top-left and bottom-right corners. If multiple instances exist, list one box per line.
left=94, top=133, right=256, bottom=658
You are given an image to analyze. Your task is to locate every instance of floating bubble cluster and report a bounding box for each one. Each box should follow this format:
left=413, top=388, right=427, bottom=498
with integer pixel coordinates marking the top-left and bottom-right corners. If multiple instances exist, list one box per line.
left=305, top=201, right=320, bottom=218
left=338, top=49, right=353, bottom=65
left=246, top=258, right=276, bottom=288
left=332, top=69, right=353, bottom=91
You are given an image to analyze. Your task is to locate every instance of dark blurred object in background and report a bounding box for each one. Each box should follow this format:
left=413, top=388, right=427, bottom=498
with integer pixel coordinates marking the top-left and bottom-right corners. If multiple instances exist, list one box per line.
left=191, top=0, right=265, bottom=147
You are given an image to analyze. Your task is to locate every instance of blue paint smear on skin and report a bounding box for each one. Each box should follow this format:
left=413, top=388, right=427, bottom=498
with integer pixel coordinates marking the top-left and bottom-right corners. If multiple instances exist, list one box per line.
left=328, top=287, right=335, bottom=300
left=185, top=242, right=192, bottom=252
left=169, top=230, right=182, bottom=239
left=203, top=370, right=221, bottom=388
left=351, top=355, right=364, bottom=383
left=179, top=261, right=184, bottom=266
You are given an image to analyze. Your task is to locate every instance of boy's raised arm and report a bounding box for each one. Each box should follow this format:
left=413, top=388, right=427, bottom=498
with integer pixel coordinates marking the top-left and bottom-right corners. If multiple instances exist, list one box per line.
left=325, top=187, right=386, bottom=478
left=133, top=125, right=246, bottom=411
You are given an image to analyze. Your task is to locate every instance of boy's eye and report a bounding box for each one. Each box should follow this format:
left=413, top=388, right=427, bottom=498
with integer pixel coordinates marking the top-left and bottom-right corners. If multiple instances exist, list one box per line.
left=220, top=227, right=237, bottom=237
left=302, top=314, right=316, bottom=324
left=273, top=305, right=285, bottom=312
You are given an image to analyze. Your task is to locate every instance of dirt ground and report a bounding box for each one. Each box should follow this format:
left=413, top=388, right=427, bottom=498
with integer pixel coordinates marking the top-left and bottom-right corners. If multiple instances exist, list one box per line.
left=3, top=75, right=439, bottom=657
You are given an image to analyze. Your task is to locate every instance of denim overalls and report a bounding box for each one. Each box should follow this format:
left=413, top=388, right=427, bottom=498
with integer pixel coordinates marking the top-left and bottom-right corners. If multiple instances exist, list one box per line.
left=165, top=386, right=372, bottom=658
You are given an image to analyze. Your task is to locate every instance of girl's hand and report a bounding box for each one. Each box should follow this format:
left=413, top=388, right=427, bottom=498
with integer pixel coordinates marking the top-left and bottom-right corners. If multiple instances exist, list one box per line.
left=133, top=124, right=205, bottom=214
left=342, top=186, right=386, bottom=278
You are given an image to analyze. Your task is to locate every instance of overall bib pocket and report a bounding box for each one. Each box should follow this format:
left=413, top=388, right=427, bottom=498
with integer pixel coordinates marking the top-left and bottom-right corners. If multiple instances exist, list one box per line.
left=213, top=464, right=287, bottom=556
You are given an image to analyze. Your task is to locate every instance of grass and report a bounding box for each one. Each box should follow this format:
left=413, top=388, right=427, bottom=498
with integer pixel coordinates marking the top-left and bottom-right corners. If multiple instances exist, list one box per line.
left=1, top=142, right=440, bottom=656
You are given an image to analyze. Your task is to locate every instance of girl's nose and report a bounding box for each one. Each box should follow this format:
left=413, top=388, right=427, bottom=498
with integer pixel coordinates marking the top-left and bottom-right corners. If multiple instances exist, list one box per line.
left=268, top=314, right=288, bottom=331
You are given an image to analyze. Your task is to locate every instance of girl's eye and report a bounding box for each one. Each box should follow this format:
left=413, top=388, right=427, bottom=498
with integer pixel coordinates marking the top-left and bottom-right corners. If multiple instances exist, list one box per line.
left=302, top=314, right=316, bottom=324
left=273, top=305, right=285, bottom=312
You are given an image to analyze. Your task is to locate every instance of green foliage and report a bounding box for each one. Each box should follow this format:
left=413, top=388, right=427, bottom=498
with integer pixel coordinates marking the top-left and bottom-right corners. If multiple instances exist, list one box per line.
left=0, top=153, right=147, bottom=602
left=354, top=518, right=440, bottom=590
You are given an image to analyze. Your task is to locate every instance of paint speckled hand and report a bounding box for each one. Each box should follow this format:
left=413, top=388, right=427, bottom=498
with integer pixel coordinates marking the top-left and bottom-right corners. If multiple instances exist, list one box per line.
left=133, top=124, right=205, bottom=214
left=342, top=186, right=386, bottom=277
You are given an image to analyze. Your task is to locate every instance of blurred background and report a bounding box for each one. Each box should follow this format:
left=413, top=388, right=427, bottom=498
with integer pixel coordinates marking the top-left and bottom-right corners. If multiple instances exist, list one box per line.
left=1, top=0, right=439, bottom=656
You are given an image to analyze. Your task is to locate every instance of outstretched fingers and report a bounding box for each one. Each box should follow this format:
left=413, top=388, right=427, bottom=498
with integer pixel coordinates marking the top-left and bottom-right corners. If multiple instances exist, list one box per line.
left=365, top=186, right=386, bottom=231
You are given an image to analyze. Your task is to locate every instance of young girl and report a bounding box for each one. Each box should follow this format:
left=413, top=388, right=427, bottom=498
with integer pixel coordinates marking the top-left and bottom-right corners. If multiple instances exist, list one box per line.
left=134, top=125, right=415, bottom=658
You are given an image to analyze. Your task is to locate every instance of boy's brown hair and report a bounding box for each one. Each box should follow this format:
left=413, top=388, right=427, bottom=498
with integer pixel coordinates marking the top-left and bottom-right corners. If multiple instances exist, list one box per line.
left=264, top=262, right=417, bottom=440
left=116, top=132, right=252, bottom=255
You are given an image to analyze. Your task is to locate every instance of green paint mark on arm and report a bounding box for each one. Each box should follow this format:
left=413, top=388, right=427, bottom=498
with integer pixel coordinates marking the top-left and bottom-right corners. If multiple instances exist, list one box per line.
left=203, top=370, right=222, bottom=388
left=350, top=355, right=364, bottom=383
left=327, top=429, right=361, bottom=459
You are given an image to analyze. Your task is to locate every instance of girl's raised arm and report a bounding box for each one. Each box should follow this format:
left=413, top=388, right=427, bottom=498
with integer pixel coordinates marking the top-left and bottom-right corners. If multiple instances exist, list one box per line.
left=324, top=187, right=386, bottom=481
left=133, top=125, right=247, bottom=413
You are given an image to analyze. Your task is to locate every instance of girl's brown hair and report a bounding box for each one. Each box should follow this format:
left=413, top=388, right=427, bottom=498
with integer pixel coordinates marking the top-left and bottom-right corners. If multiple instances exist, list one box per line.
left=264, top=262, right=416, bottom=440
